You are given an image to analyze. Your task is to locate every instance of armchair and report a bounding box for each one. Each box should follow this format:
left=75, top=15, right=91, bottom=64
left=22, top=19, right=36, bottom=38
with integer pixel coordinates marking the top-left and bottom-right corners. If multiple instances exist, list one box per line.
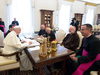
left=55, top=29, right=66, bottom=44
left=77, top=31, right=83, bottom=49
left=0, top=30, right=4, bottom=46
left=0, top=49, right=22, bottom=71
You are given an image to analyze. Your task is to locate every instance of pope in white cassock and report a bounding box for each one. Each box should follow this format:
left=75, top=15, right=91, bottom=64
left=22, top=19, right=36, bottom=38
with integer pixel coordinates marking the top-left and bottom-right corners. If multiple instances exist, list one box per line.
left=1, top=26, right=33, bottom=71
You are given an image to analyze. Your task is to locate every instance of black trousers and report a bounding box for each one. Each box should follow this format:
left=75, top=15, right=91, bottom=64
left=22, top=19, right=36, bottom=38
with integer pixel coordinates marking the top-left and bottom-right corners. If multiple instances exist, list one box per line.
left=54, top=58, right=99, bottom=75
left=66, top=59, right=99, bottom=75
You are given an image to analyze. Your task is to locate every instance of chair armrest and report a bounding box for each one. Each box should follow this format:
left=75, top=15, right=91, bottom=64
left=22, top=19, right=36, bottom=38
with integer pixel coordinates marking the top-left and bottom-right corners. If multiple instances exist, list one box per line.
left=0, top=51, right=22, bottom=61
left=97, top=66, right=100, bottom=75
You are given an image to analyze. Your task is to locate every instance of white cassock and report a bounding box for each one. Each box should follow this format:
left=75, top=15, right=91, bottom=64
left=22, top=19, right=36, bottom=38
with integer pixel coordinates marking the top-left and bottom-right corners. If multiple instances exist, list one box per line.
left=2, top=31, right=33, bottom=71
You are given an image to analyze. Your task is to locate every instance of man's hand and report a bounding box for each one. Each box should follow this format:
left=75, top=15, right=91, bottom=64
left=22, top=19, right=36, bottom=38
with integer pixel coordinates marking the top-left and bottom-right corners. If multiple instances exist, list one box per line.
left=74, top=20, right=76, bottom=23
left=70, top=56, right=78, bottom=61
left=62, top=45, right=64, bottom=47
left=40, top=35, right=43, bottom=39
left=29, top=41, right=32, bottom=45
left=70, top=53, right=76, bottom=58
left=21, top=40, right=27, bottom=43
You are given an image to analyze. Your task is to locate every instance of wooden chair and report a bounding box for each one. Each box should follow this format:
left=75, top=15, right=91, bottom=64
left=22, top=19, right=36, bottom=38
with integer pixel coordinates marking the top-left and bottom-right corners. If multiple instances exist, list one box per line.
left=0, top=49, right=22, bottom=71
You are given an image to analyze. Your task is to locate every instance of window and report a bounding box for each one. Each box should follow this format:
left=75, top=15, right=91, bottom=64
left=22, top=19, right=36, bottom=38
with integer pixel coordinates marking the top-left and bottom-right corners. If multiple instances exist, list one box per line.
left=8, top=0, right=34, bottom=36
left=85, top=9, right=94, bottom=25
left=58, top=4, right=71, bottom=33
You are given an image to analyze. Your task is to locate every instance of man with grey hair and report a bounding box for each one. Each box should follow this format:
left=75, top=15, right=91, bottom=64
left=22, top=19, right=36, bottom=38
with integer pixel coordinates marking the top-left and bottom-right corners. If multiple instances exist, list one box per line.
left=53, top=26, right=80, bottom=69
left=61, top=26, right=79, bottom=51
left=2, top=26, right=33, bottom=71
left=46, top=27, right=56, bottom=41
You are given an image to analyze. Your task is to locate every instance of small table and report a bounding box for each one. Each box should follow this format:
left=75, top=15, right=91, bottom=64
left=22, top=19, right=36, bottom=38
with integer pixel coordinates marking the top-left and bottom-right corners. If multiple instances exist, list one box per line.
left=24, top=44, right=74, bottom=75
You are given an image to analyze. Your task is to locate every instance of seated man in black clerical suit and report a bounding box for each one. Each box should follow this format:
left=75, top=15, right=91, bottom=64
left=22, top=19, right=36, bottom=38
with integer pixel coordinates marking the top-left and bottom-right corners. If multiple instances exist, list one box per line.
left=5, top=24, right=14, bottom=38
left=38, top=24, right=47, bottom=38
left=46, top=27, right=56, bottom=41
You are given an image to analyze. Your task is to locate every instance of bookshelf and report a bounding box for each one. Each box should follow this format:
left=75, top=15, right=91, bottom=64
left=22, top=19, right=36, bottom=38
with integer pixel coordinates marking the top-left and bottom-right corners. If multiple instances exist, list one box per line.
left=40, top=9, right=54, bottom=28
left=96, top=14, right=100, bottom=25
left=75, top=13, right=83, bottom=30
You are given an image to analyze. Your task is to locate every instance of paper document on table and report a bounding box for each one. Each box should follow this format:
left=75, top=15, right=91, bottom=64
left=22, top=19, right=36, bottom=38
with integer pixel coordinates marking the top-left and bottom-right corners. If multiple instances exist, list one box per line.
left=29, top=40, right=40, bottom=47
left=23, top=39, right=40, bottom=47
left=24, top=35, right=34, bottom=39
left=29, top=46, right=40, bottom=51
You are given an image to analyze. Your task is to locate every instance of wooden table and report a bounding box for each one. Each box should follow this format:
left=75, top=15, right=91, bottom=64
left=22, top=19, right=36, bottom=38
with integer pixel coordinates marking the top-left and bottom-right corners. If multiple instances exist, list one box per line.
left=24, top=44, right=74, bottom=75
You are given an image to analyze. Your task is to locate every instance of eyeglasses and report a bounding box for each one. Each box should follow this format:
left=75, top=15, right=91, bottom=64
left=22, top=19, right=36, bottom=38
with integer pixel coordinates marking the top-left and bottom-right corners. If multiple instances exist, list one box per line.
left=80, top=29, right=88, bottom=31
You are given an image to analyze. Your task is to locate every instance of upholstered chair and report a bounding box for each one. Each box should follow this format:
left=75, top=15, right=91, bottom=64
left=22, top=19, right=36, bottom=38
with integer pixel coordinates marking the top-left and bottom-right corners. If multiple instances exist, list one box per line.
left=90, top=71, right=98, bottom=75
left=0, top=47, right=22, bottom=71
left=97, top=25, right=100, bottom=31
left=0, top=30, right=4, bottom=46
left=94, top=25, right=98, bottom=31
left=77, top=31, right=83, bottom=49
left=55, top=29, right=66, bottom=44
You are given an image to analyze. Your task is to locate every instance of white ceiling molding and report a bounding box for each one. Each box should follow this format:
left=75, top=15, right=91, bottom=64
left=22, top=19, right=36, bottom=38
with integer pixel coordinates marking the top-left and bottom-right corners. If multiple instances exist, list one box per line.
left=6, top=0, right=12, bottom=5
left=76, top=0, right=100, bottom=4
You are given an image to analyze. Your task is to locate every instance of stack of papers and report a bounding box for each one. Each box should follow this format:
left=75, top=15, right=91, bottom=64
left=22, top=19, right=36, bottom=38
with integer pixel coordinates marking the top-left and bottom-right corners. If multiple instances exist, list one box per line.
left=29, top=40, right=40, bottom=47
left=24, top=35, right=34, bottom=39
left=22, top=38, right=40, bottom=47
left=29, top=46, right=40, bottom=51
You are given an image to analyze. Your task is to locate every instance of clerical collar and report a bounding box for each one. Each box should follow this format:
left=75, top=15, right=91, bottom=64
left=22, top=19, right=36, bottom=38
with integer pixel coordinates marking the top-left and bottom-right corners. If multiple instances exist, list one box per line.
left=86, top=34, right=92, bottom=39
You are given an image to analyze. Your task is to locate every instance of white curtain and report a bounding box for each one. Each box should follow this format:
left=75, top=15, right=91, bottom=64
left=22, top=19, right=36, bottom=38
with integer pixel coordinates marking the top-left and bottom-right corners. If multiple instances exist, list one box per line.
left=85, top=9, right=94, bottom=25
left=7, top=4, right=12, bottom=31
left=7, top=0, right=34, bottom=36
left=58, top=4, right=71, bottom=33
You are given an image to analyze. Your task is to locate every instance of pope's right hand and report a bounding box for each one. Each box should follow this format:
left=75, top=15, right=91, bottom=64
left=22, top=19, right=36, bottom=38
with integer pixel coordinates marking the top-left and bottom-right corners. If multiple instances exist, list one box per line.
left=29, top=41, right=32, bottom=45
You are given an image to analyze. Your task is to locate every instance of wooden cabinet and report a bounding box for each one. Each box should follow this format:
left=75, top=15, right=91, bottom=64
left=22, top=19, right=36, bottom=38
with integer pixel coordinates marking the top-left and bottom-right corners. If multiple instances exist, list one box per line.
left=96, top=14, right=100, bottom=25
left=75, top=13, right=83, bottom=30
left=40, top=9, right=54, bottom=28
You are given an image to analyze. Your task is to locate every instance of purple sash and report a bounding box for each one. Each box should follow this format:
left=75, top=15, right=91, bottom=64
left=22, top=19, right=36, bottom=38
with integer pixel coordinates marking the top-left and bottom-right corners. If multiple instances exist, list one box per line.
left=72, top=49, right=100, bottom=75
left=0, top=25, right=6, bottom=35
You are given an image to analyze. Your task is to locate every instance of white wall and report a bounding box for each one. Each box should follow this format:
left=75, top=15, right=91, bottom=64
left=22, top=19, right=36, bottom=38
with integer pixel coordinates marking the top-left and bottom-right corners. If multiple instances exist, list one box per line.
left=34, top=0, right=57, bottom=32
left=97, top=5, right=100, bottom=14
left=71, top=1, right=85, bottom=20
left=0, top=0, right=7, bottom=31
left=1, top=0, right=100, bottom=32
left=72, top=1, right=85, bottom=14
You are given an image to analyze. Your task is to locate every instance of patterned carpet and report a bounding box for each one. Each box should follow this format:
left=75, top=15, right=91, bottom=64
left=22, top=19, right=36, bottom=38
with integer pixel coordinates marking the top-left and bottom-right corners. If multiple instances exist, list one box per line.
left=0, top=66, right=51, bottom=75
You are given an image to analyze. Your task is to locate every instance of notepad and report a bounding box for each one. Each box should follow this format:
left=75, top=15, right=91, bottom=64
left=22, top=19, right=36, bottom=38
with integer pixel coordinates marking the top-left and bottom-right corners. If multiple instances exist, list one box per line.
left=24, top=35, right=34, bottom=39
left=29, top=40, right=40, bottom=47
left=22, top=39, right=40, bottom=47
left=29, top=46, right=40, bottom=51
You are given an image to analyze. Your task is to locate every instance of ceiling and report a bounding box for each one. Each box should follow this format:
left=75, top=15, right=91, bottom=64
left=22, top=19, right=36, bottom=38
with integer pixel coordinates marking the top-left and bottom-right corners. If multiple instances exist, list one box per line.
left=77, top=0, right=100, bottom=4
